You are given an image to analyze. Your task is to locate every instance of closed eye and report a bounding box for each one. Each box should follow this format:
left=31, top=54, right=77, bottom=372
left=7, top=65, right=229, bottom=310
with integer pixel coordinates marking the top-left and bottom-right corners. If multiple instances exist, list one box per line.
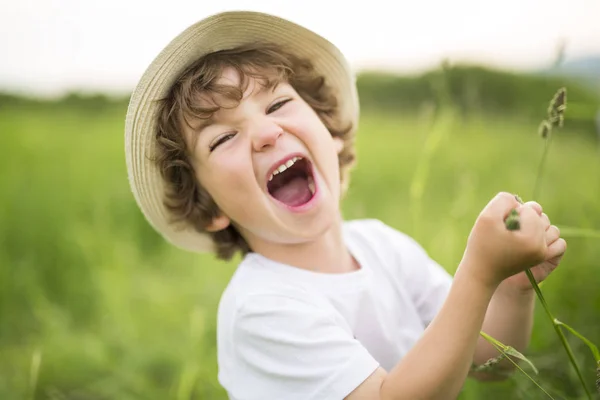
left=209, top=132, right=236, bottom=152
left=267, top=98, right=292, bottom=114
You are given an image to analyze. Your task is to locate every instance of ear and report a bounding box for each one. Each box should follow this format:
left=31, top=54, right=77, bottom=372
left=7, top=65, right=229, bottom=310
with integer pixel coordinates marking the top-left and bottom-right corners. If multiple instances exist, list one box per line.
left=205, top=214, right=231, bottom=232
left=332, top=136, right=344, bottom=155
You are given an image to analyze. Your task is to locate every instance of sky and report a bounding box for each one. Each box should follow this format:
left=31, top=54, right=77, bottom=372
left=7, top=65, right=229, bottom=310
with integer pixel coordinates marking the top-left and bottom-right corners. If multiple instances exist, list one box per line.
left=2, top=0, right=599, bottom=97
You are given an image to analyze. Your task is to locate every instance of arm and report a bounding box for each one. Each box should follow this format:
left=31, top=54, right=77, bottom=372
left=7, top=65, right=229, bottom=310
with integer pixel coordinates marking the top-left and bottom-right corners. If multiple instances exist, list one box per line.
left=471, top=281, right=535, bottom=380
left=348, top=262, right=497, bottom=400
left=472, top=206, right=565, bottom=379
left=347, top=192, right=550, bottom=400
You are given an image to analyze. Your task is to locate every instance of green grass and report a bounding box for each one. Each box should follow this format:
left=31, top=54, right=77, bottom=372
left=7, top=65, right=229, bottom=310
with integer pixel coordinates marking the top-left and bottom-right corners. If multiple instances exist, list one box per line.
left=1, top=102, right=599, bottom=399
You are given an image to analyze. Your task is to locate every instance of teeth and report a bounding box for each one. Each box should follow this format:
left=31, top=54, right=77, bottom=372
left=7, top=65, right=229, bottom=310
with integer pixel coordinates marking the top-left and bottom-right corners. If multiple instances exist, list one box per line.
left=268, top=156, right=302, bottom=182
left=308, top=175, right=315, bottom=195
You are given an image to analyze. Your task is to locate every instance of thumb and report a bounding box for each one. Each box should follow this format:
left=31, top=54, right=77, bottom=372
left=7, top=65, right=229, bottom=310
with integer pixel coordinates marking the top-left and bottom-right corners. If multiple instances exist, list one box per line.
left=483, top=192, right=521, bottom=220
left=518, top=204, right=547, bottom=238
left=522, top=200, right=543, bottom=216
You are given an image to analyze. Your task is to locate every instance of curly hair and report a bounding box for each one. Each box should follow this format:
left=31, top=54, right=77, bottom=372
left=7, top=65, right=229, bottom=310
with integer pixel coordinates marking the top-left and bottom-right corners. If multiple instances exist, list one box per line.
left=154, top=43, right=357, bottom=261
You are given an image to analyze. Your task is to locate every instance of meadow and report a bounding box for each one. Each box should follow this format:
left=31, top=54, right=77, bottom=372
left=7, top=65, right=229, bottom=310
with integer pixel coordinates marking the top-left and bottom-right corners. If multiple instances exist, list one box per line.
left=1, top=76, right=599, bottom=399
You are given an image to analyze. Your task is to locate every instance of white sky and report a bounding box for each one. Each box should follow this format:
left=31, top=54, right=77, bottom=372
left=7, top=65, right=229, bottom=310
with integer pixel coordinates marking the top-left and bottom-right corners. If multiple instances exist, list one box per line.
left=2, top=0, right=599, bottom=97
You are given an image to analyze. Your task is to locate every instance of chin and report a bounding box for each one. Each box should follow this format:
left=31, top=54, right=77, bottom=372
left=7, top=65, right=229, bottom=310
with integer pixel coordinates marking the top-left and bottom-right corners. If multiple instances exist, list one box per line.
left=284, top=201, right=340, bottom=239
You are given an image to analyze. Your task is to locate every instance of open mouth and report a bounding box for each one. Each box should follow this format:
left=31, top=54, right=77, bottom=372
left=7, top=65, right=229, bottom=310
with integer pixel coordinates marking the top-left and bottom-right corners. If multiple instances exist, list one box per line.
left=267, top=157, right=316, bottom=207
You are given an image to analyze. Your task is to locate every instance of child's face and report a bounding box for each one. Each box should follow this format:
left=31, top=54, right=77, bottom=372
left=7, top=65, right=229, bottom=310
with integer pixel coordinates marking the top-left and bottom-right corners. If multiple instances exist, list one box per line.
left=183, top=67, right=344, bottom=251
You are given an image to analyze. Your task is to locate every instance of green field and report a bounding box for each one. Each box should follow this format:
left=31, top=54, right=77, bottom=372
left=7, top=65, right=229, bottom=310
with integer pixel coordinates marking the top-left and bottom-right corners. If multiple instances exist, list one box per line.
left=1, top=94, right=599, bottom=399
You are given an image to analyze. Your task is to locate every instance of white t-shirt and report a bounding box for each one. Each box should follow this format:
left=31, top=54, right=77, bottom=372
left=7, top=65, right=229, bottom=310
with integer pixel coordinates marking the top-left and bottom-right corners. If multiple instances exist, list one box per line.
left=216, top=219, right=453, bottom=400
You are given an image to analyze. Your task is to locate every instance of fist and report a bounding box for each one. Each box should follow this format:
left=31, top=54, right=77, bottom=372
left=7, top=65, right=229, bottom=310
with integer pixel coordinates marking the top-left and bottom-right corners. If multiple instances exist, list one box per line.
left=502, top=203, right=567, bottom=291
left=462, top=192, right=548, bottom=289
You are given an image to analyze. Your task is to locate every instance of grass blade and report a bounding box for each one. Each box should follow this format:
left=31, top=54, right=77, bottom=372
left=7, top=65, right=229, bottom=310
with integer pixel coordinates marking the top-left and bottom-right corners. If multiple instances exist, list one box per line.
left=555, top=319, right=600, bottom=363
left=524, top=270, right=593, bottom=399
left=483, top=336, right=555, bottom=399
left=480, top=331, right=539, bottom=374
left=503, top=346, right=539, bottom=375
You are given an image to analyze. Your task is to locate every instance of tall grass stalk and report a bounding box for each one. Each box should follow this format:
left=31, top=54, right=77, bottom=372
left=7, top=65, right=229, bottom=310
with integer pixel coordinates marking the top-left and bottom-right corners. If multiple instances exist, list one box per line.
left=554, top=320, right=600, bottom=363
left=518, top=87, right=594, bottom=399
left=523, top=267, right=592, bottom=398
left=532, top=133, right=553, bottom=201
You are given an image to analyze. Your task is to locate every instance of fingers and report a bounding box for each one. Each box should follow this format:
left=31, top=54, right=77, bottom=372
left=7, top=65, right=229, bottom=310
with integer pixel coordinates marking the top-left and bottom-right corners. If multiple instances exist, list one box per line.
left=523, top=201, right=543, bottom=216
left=546, top=238, right=567, bottom=262
left=540, top=213, right=551, bottom=230
left=517, top=205, right=547, bottom=244
left=519, top=202, right=552, bottom=232
left=485, top=192, right=521, bottom=218
left=518, top=203, right=544, bottom=226
left=488, top=194, right=553, bottom=241
left=546, top=225, right=560, bottom=245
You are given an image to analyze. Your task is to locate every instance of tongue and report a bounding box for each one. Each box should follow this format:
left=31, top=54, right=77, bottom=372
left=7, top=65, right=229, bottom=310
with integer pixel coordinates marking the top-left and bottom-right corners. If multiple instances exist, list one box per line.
left=271, top=176, right=313, bottom=207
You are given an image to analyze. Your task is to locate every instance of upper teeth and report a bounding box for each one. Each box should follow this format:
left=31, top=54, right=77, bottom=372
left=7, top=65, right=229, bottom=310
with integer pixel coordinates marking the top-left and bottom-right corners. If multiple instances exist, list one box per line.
left=269, top=157, right=302, bottom=181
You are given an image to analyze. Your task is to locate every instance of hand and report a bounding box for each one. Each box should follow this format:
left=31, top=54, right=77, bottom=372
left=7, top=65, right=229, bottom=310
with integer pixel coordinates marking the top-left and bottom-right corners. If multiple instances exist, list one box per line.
left=502, top=202, right=567, bottom=292
left=461, top=192, right=548, bottom=289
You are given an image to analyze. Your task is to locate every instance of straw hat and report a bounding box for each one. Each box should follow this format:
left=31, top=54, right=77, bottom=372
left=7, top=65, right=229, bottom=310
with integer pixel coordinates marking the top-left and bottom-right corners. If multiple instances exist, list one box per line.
left=124, top=10, right=359, bottom=253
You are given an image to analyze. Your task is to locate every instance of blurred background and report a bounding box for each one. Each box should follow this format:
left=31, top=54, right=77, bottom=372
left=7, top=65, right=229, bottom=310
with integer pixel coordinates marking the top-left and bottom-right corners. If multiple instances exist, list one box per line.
left=1, top=1, right=599, bottom=399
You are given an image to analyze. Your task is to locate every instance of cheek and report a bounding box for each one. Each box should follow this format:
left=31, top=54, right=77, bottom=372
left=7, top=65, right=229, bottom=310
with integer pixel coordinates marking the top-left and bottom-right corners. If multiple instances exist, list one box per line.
left=303, top=115, right=337, bottom=156
left=294, top=107, right=331, bottom=143
left=197, top=154, right=256, bottom=204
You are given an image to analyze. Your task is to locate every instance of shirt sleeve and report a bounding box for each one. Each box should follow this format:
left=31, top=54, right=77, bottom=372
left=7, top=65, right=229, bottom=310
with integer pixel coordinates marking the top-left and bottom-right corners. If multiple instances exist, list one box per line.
left=375, top=220, right=454, bottom=327
left=227, top=292, right=380, bottom=400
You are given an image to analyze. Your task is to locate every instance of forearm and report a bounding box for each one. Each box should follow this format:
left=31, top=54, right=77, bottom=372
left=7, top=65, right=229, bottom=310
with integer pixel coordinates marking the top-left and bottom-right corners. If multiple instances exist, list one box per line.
left=380, top=261, right=496, bottom=400
left=472, top=281, right=536, bottom=376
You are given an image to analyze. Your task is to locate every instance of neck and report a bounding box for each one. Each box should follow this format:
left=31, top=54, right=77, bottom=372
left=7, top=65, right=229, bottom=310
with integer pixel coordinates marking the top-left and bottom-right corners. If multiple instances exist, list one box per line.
left=246, top=216, right=358, bottom=274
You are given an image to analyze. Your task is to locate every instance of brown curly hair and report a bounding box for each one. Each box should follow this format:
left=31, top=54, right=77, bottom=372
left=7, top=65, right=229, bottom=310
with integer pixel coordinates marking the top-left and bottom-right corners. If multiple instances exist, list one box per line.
left=154, top=43, right=357, bottom=261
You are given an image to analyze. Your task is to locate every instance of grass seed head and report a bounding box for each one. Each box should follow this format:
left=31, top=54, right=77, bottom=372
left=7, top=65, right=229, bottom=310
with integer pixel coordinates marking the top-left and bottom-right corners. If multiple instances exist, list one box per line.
left=538, top=120, right=551, bottom=138
left=471, top=353, right=506, bottom=373
left=505, top=209, right=520, bottom=230
left=547, top=87, right=567, bottom=128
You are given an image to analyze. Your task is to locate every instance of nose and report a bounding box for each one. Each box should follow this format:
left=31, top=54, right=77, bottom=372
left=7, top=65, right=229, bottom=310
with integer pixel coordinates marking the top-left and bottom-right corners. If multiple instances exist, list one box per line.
left=250, top=118, right=283, bottom=152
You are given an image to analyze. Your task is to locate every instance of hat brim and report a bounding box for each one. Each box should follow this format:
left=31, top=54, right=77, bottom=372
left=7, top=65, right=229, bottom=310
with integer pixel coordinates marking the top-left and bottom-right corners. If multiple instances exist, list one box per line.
left=125, top=10, right=359, bottom=253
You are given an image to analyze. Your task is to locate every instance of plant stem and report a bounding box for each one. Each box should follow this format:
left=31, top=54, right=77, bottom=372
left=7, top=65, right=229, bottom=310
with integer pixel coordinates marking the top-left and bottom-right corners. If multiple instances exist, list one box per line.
left=527, top=116, right=592, bottom=398
left=532, top=134, right=552, bottom=200
left=554, top=319, right=600, bottom=363
left=525, top=270, right=593, bottom=398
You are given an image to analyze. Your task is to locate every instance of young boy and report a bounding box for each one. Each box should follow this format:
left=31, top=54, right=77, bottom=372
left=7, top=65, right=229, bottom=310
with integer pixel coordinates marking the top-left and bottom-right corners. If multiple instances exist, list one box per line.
left=125, top=10, right=566, bottom=400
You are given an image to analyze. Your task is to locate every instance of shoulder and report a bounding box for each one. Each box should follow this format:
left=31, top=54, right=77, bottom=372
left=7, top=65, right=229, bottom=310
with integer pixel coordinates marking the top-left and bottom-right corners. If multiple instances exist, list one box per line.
left=343, top=219, right=453, bottom=292
left=216, top=254, right=340, bottom=354
left=343, top=218, right=427, bottom=258
left=216, top=258, right=378, bottom=400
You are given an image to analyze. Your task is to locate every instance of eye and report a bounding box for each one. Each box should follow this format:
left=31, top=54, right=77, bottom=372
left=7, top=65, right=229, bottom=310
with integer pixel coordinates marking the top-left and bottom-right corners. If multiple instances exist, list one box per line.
left=209, top=132, right=236, bottom=152
left=267, top=98, right=292, bottom=114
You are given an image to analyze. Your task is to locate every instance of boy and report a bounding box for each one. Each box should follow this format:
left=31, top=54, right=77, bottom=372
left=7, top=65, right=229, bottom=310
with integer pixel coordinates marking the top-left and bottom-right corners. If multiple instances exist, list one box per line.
left=125, top=10, right=566, bottom=400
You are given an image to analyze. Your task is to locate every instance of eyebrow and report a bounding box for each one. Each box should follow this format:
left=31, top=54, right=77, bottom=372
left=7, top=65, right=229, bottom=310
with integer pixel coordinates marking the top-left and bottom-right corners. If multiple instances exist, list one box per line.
left=194, top=116, right=215, bottom=133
